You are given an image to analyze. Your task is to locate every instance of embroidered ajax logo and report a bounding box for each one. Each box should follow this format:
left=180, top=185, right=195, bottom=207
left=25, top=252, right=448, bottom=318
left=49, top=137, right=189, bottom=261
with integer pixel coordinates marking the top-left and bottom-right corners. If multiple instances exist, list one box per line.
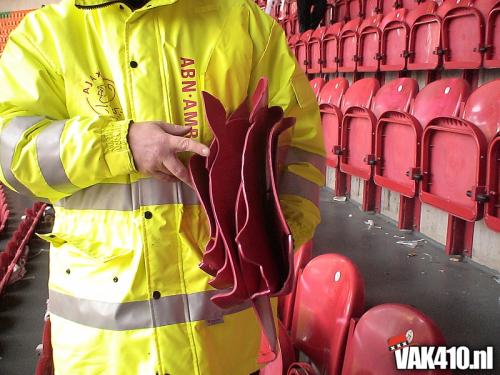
left=82, top=72, right=123, bottom=120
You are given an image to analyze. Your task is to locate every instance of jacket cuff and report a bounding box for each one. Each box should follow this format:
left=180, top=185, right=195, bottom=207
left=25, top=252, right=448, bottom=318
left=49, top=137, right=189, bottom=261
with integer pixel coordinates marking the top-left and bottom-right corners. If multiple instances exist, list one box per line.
left=102, top=119, right=136, bottom=177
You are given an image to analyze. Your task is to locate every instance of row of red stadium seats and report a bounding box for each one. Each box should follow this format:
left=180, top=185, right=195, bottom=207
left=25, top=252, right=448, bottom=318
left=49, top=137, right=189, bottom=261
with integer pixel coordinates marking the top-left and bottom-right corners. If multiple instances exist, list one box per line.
left=0, top=10, right=34, bottom=53
left=0, top=201, right=46, bottom=296
left=262, top=251, right=448, bottom=374
left=315, top=76, right=500, bottom=254
left=285, top=0, right=500, bottom=72
left=0, top=185, right=8, bottom=233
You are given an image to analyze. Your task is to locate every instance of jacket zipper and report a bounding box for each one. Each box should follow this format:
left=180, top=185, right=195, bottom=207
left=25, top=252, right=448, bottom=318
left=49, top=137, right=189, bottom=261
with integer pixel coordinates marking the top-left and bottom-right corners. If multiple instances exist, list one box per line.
left=75, top=1, right=123, bottom=9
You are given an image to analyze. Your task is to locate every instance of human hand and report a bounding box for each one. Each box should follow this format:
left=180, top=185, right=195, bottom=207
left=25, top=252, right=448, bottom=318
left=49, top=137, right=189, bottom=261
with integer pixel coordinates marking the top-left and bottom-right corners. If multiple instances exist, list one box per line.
left=128, top=121, right=209, bottom=186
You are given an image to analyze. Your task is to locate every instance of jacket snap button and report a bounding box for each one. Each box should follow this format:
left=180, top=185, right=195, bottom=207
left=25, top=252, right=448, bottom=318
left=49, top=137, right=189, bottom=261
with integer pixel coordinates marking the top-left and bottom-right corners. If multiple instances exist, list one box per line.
left=113, top=277, right=118, bottom=283
left=66, top=269, right=71, bottom=275
left=153, top=291, right=161, bottom=300
left=130, top=60, right=138, bottom=68
left=144, top=211, right=153, bottom=219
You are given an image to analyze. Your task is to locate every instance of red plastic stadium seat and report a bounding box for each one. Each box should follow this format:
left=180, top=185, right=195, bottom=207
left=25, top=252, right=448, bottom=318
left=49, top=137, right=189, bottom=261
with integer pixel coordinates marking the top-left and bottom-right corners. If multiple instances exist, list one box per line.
left=335, top=0, right=361, bottom=22
left=437, top=0, right=494, bottom=69
left=308, top=27, right=327, bottom=74
left=323, top=0, right=336, bottom=26
left=365, top=0, right=397, bottom=15
left=288, top=34, right=300, bottom=59
left=380, top=8, right=410, bottom=71
left=322, top=22, right=344, bottom=73
left=319, top=78, right=350, bottom=167
left=340, top=78, right=417, bottom=211
left=319, top=78, right=350, bottom=197
left=421, top=80, right=499, bottom=222
left=483, top=1, right=500, bottom=68
left=341, top=304, right=450, bottom=375
left=278, top=241, right=313, bottom=330
left=399, top=0, right=424, bottom=11
left=285, top=1, right=298, bottom=36
left=374, top=78, right=470, bottom=230
left=486, top=135, right=500, bottom=232
left=309, top=78, right=326, bottom=100
left=290, top=254, right=365, bottom=375
left=356, top=14, right=384, bottom=72
left=338, top=18, right=363, bottom=72
left=406, top=1, right=441, bottom=70
left=296, top=30, right=313, bottom=72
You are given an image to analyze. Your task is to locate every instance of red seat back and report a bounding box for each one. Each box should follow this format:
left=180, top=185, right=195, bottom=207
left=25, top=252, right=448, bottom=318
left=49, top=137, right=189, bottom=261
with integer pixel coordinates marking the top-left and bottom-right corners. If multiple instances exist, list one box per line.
left=486, top=135, right=500, bottom=231
left=323, top=22, right=344, bottom=73
left=411, top=78, right=470, bottom=127
left=291, top=254, right=365, bottom=375
left=407, top=1, right=440, bottom=70
left=380, top=8, right=410, bottom=71
left=297, top=30, right=314, bottom=72
left=484, top=1, right=500, bottom=67
left=319, top=78, right=349, bottom=168
left=278, top=241, right=314, bottom=330
left=309, top=78, right=326, bottom=100
left=371, top=78, right=419, bottom=118
left=341, top=77, right=380, bottom=112
left=437, top=0, right=489, bottom=69
left=309, top=27, right=327, bottom=74
left=319, top=78, right=350, bottom=108
left=338, top=18, right=363, bottom=72
left=341, top=304, right=450, bottom=375
left=357, top=14, right=384, bottom=72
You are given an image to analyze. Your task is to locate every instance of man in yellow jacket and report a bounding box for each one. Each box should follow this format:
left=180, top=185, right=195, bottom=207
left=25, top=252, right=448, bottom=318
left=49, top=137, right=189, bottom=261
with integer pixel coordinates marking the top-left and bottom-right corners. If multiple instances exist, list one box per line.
left=0, top=0, right=325, bottom=374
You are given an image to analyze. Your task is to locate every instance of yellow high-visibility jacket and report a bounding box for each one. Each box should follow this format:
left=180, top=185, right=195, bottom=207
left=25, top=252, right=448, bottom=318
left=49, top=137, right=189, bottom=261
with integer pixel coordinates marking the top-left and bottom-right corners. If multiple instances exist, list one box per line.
left=0, top=0, right=325, bottom=374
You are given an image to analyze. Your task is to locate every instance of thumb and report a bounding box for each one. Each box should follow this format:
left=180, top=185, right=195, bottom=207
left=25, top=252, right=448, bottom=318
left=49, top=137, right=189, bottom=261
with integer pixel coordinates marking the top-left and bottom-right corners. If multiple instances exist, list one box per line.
left=157, top=123, right=192, bottom=137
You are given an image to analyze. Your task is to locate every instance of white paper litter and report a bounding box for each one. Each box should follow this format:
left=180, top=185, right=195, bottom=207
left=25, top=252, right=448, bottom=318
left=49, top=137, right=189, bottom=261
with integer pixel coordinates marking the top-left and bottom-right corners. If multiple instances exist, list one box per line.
left=396, top=239, right=425, bottom=249
left=333, top=196, right=347, bottom=202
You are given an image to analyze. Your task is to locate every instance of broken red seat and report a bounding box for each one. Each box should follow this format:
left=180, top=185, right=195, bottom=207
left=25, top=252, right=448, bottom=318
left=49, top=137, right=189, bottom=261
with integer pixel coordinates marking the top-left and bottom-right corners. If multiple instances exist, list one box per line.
left=421, top=79, right=499, bottom=222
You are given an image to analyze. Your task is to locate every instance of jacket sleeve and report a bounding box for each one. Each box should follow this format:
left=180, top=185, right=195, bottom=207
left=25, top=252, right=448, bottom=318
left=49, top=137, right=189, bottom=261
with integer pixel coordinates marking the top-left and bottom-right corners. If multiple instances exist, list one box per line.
left=0, top=24, right=136, bottom=203
left=248, top=15, right=325, bottom=249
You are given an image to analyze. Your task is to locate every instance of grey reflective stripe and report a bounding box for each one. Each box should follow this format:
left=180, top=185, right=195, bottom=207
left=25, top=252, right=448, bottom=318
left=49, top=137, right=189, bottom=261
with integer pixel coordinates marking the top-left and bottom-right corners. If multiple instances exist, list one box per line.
left=58, top=178, right=199, bottom=210
left=279, top=171, right=320, bottom=206
left=48, top=289, right=251, bottom=331
left=36, top=120, right=78, bottom=194
left=284, top=146, right=325, bottom=174
left=0, top=116, right=44, bottom=196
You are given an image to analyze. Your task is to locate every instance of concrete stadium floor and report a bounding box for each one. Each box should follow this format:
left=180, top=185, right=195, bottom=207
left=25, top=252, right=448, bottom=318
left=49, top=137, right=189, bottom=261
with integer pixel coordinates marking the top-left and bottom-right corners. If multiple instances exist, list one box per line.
left=0, top=188, right=499, bottom=374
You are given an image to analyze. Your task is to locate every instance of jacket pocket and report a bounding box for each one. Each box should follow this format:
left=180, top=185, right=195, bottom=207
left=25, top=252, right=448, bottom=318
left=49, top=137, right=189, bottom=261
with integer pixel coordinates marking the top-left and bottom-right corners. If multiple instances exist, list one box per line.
left=39, top=232, right=133, bottom=263
left=39, top=232, right=137, bottom=300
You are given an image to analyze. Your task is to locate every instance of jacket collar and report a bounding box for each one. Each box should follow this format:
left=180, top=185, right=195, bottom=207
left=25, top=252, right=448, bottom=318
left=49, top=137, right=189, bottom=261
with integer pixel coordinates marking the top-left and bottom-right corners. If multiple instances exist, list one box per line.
left=74, top=0, right=178, bottom=8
